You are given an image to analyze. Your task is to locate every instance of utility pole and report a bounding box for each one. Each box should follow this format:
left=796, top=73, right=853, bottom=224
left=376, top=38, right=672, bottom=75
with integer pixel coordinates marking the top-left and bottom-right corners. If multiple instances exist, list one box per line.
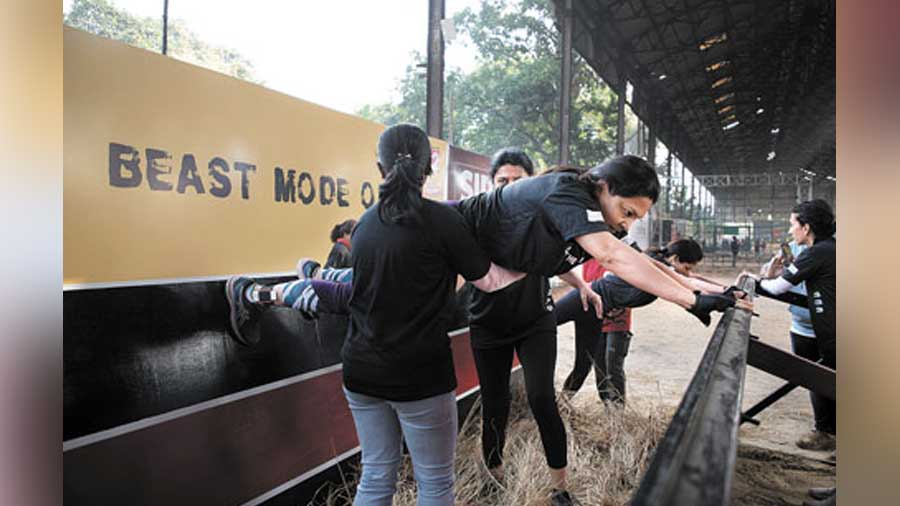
left=426, top=0, right=445, bottom=138
left=558, top=0, right=573, bottom=165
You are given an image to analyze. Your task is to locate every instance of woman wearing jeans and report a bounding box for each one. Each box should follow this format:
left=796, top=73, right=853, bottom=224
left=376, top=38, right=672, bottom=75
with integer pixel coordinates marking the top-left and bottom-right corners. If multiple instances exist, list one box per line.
left=226, top=124, right=523, bottom=505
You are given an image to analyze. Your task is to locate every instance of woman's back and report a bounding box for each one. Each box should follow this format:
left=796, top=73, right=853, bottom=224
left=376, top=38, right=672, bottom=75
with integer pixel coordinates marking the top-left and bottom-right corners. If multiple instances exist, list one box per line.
left=343, top=199, right=490, bottom=401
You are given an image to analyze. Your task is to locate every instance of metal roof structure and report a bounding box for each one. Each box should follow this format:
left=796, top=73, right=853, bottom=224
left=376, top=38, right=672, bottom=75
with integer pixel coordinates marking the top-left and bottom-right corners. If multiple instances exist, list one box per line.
left=552, top=0, right=835, bottom=180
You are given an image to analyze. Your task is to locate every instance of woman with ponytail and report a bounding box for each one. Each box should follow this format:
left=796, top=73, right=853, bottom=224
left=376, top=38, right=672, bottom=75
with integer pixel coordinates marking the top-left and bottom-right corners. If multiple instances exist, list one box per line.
left=750, top=198, right=836, bottom=451
left=226, top=124, right=524, bottom=506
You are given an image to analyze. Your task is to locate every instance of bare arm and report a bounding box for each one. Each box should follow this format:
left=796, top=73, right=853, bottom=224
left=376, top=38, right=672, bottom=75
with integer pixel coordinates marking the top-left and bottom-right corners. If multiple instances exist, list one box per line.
left=575, top=232, right=695, bottom=309
left=471, top=263, right=526, bottom=293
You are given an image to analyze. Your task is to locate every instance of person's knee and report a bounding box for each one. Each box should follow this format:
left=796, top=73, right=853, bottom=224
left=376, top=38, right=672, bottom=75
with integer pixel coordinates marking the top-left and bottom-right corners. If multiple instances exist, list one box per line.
left=414, top=464, right=454, bottom=504
left=356, top=461, right=400, bottom=504
left=527, top=389, right=557, bottom=417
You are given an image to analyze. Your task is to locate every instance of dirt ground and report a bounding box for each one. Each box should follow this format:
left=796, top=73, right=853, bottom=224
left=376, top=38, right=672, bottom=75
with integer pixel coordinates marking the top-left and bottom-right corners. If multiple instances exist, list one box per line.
left=554, top=263, right=836, bottom=505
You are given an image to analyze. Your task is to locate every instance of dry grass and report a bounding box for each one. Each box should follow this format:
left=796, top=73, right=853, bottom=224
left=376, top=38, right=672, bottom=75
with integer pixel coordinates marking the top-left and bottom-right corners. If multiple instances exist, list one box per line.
left=311, top=387, right=671, bottom=506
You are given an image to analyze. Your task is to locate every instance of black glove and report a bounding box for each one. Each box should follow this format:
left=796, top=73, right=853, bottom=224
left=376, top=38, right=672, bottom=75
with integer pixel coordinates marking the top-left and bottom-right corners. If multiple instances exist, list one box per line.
left=687, top=292, right=736, bottom=326
left=723, top=285, right=746, bottom=299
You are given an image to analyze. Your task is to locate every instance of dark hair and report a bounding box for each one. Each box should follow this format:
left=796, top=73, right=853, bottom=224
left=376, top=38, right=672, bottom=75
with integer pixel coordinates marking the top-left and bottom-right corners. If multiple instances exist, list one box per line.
left=659, top=239, right=704, bottom=263
left=330, top=219, right=357, bottom=242
left=490, top=148, right=534, bottom=179
left=377, top=124, right=432, bottom=224
left=792, top=199, right=835, bottom=239
left=582, top=155, right=660, bottom=203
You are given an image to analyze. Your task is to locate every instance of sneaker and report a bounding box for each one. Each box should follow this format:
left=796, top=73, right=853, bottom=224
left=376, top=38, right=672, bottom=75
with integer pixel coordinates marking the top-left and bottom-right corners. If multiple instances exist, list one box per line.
left=803, top=491, right=836, bottom=506
left=225, top=276, right=262, bottom=346
left=296, top=258, right=321, bottom=280
left=484, top=464, right=505, bottom=491
left=808, top=487, right=836, bottom=500
left=550, top=489, right=576, bottom=506
left=796, top=430, right=836, bottom=452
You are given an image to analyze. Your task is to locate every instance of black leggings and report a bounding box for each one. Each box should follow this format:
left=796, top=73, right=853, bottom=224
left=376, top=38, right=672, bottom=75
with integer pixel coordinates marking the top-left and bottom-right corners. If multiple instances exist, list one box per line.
left=790, top=332, right=836, bottom=434
left=563, top=329, right=631, bottom=403
left=470, top=316, right=567, bottom=470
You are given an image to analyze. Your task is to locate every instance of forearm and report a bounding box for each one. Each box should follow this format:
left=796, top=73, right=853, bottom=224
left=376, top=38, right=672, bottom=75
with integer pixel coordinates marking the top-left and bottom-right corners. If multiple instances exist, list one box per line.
left=647, top=256, right=695, bottom=291
left=471, top=263, right=526, bottom=293
left=759, top=276, right=794, bottom=295
left=685, top=275, right=728, bottom=294
left=577, top=233, right=695, bottom=308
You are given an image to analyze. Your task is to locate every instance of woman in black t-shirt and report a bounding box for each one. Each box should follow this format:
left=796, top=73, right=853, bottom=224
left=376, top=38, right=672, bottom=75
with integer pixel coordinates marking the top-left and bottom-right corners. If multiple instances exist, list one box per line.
left=225, top=124, right=523, bottom=505
left=751, top=199, right=836, bottom=450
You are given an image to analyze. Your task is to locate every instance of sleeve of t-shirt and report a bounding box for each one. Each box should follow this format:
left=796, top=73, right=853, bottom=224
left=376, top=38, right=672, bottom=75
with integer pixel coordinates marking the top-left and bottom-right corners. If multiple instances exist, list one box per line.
left=542, top=177, right=611, bottom=241
left=781, top=245, right=821, bottom=285
left=436, top=205, right=492, bottom=281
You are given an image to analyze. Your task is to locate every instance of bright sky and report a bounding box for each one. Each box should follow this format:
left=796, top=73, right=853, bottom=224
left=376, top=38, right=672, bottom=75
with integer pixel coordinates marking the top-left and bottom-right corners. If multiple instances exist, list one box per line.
left=64, top=0, right=482, bottom=115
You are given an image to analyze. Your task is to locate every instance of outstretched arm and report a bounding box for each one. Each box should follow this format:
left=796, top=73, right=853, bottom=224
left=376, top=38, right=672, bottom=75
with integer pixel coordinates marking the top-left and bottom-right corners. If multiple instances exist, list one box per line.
left=576, top=232, right=695, bottom=308
left=574, top=231, right=741, bottom=325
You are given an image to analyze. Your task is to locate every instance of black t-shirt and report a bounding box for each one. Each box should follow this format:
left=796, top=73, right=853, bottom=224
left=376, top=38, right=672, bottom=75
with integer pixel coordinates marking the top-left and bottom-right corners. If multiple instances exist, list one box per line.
left=342, top=200, right=491, bottom=401
left=457, top=172, right=614, bottom=277
left=467, top=273, right=554, bottom=348
left=781, top=237, right=836, bottom=344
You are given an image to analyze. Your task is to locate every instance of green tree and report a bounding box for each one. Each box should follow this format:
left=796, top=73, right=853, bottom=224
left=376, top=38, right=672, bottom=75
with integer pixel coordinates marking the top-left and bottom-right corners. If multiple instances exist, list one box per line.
left=64, top=0, right=259, bottom=83
left=357, top=0, right=621, bottom=168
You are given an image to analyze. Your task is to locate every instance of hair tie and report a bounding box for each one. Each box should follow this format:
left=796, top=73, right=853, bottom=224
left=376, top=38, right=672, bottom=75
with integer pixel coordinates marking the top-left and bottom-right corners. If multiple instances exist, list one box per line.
left=396, top=152, right=413, bottom=161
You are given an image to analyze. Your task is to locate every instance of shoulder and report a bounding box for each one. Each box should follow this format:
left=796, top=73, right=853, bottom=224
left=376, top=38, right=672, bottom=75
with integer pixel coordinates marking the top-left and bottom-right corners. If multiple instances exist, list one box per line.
left=422, top=199, right=466, bottom=225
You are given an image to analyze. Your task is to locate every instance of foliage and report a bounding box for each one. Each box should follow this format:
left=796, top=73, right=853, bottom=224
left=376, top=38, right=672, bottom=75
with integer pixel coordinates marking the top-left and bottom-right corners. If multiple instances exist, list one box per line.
left=357, top=0, right=623, bottom=168
left=64, top=0, right=259, bottom=83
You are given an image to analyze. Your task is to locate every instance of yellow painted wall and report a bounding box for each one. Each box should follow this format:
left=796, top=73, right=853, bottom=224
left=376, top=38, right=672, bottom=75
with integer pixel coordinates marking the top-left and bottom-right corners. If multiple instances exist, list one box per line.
left=64, top=28, right=447, bottom=286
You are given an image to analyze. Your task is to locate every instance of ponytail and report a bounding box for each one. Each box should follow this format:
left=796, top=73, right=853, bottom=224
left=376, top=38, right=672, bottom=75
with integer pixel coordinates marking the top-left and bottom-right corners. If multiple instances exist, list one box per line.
left=792, top=199, right=835, bottom=240
left=651, top=239, right=703, bottom=263
left=376, top=124, right=432, bottom=225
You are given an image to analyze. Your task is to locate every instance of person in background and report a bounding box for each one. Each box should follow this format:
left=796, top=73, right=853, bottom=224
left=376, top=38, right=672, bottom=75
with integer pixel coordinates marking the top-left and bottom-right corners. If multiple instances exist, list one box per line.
left=560, top=239, right=710, bottom=405
left=761, top=238, right=832, bottom=452
left=751, top=199, right=836, bottom=454
left=325, top=219, right=356, bottom=269
left=730, top=236, right=740, bottom=267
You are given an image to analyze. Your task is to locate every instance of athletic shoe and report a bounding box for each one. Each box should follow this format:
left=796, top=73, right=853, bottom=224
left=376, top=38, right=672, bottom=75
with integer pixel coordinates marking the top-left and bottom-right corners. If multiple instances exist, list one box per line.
left=296, top=258, right=321, bottom=280
left=803, top=490, right=836, bottom=506
left=808, top=487, right=836, bottom=500
left=796, top=430, right=836, bottom=452
left=482, top=462, right=506, bottom=491
left=550, top=489, right=576, bottom=506
left=225, top=276, right=262, bottom=346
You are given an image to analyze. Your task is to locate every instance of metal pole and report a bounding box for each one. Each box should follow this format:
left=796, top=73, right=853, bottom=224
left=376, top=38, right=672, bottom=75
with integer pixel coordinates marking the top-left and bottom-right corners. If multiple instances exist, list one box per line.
left=680, top=158, right=685, bottom=219
left=558, top=0, right=573, bottom=164
left=426, top=0, right=445, bottom=138
left=162, top=0, right=169, bottom=55
left=616, top=83, right=626, bottom=155
left=447, top=82, right=454, bottom=145
left=666, top=151, right=672, bottom=214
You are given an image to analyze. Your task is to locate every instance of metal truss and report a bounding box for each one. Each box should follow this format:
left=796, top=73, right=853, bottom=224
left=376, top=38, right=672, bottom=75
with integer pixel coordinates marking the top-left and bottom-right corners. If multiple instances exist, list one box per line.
left=696, top=173, right=802, bottom=187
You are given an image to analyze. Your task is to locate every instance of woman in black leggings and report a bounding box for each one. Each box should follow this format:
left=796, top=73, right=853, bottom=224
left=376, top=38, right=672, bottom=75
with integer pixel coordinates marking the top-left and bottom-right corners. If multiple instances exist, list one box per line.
left=557, top=239, right=720, bottom=404
left=461, top=149, right=568, bottom=502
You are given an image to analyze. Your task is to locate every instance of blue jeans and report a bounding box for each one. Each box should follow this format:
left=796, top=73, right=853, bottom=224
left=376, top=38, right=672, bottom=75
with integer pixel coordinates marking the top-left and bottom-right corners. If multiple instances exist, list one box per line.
left=343, top=388, right=457, bottom=506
